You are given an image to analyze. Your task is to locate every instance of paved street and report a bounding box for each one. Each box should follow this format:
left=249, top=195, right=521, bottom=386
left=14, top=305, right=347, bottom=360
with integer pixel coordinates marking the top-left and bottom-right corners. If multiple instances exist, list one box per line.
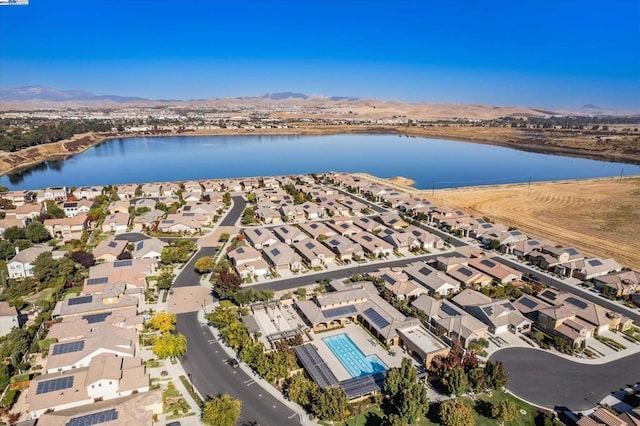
left=173, top=246, right=218, bottom=288
left=220, top=196, right=247, bottom=226
left=176, top=312, right=300, bottom=426
left=490, top=347, right=640, bottom=411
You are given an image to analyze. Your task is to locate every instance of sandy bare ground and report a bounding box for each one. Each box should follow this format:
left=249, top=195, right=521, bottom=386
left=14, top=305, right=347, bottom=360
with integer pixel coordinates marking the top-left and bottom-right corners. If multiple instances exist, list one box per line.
left=418, top=178, right=640, bottom=270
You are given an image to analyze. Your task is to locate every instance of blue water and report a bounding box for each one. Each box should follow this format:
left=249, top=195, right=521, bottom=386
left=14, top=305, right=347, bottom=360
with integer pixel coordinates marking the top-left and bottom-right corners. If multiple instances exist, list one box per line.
left=1, top=134, right=638, bottom=190
left=323, top=333, right=387, bottom=378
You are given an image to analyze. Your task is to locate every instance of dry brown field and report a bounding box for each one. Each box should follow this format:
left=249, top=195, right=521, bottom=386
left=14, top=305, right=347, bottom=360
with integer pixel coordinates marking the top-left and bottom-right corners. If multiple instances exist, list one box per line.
left=425, top=178, right=640, bottom=270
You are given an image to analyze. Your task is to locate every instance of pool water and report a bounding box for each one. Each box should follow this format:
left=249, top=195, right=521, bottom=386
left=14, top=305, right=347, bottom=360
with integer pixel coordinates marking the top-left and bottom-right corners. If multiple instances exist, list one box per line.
left=323, top=334, right=388, bottom=378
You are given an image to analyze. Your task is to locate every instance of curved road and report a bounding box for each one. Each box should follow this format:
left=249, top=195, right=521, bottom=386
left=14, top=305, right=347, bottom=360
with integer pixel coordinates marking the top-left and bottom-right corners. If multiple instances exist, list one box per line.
left=490, top=347, right=640, bottom=411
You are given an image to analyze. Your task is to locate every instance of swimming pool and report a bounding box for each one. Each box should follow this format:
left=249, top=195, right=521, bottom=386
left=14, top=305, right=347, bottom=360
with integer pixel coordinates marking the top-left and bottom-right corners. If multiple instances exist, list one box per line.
left=323, top=334, right=388, bottom=378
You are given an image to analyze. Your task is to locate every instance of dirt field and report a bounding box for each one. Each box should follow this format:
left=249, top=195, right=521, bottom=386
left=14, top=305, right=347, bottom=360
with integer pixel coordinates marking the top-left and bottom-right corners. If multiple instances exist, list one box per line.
left=423, top=177, right=640, bottom=270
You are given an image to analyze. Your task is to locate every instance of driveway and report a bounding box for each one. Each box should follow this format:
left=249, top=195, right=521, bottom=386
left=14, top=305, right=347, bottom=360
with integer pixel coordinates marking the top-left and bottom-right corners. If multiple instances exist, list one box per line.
left=490, top=347, right=640, bottom=411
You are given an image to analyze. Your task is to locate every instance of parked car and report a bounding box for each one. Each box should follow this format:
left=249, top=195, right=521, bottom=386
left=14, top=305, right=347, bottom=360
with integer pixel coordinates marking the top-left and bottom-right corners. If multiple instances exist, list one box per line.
left=228, top=358, right=239, bottom=368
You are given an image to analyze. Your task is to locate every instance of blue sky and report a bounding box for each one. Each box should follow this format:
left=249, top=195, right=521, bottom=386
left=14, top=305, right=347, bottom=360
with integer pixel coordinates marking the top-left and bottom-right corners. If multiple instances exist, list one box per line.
left=0, top=0, right=639, bottom=108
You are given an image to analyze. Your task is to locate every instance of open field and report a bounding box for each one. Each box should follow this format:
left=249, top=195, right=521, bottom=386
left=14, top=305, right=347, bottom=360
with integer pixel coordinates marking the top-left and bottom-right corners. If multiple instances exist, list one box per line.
left=423, top=177, right=640, bottom=270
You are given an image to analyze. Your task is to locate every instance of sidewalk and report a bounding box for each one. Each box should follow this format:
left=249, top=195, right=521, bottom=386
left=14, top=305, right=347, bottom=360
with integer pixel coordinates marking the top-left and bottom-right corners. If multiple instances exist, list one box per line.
left=197, top=302, right=319, bottom=426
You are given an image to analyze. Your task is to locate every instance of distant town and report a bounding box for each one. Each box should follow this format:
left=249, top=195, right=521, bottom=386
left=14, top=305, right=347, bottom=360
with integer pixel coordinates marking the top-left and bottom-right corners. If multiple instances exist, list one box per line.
left=0, top=172, right=638, bottom=425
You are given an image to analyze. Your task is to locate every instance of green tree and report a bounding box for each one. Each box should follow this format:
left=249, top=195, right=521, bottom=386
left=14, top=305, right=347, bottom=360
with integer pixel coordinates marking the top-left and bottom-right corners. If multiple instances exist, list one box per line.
left=147, top=312, right=177, bottom=333
left=491, top=400, right=519, bottom=425
left=488, top=239, right=501, bottom=250
left=0, top=240, right=17, bottom=260
left=383, top=358, right=428, bottom=423
left=46, top=202, right=66, bottom=219
left=311, top=387, right=349, bottom=421
left=32, top=252, right=76, bottom=285
left=152, top=332, right=187, bottom=359
left=283, top=373, right=318, bottom=407
left=447, top=366, right=469, bottom=396
left=2, top=226, right=26, bottom=242
left=26, top=221, right=51, bottom=243
left=484, top=361, right=509, bottom=390
left=439, top=400, right=475, bottom=426
left=202, top=394, right=241, bottom=426
left=195, top=256, right=215, bottom=274
left=219, top=232, right=230, bottom=242
left=206, top=306, right=238, bottom=329
left=156, top=268, right=175, bottom=290
left=241, top=208, right=256, bottom=224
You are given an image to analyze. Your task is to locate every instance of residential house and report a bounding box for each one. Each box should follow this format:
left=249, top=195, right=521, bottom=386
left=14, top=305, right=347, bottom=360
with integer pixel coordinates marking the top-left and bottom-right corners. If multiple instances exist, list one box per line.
left=411, top=294, right=489, bottom=348
left=530, top=245, right=583, bottom=270
left=404, top=261, right=461, bottom=296
left=468, top=257, right=522, bottom=284
left=370, top=267, right=427, bottom=300
left=576, top=407, right=629, bottom=426
left=132, top=209, right=164, bottom=229
left=9, top=202, right=45, bottom=220
left=377, top=212, right=409, bottom=230
left=340, top=198, right=367, bottom=214
left=299, top=221, right=336, bottom=240
left=130, top=198, right=156, bottom=211
left=452, top=289, right=531, bottom=335
left=102, top=212, right=130, bottom=234
left=92, top=238, right=127, bottom=262
left=571, top=258, right=622, bottom=281
left=263, top=242, right=302, bottom=272
left=300, top=202, right=325, bottom=219
left=7, top=245, right=61, bottom=279
left=254, top=207, right=283, bottom=225
left=435, top=255, right=469, bottom=272
left=26, top=353, right=149, bottom=420
left=243, top=227, right=279, bottom=249
left=0, top=302, right=19, bottom=337
left=62, top=200, right=93, bottom=218
left=44, top=187, right=69, bottom=202
left=293, top=239, right=335, bottom=268
left=446, top=264, right=493, bottom=288
left=272, top=225, right=308, bottom=245
left=116, top=184, right=137, bottom=200
left=595, top=271, right=640, bottom=298
left=45, top=325, right=137, bottom=373
left=327, top=219, right=360, bottom=237
left=160, top=182, right=180, bottom=197
left=379, top=228, right=421, bottom=253
left=404, top=225, right=445, bottom=250
left=75, top=186, right=103, bottom=200
left=1, top=190, right=34, bottom=206
left=280, top=204, right=306, bottom=222
left=183, top=180, right=203, bottom=193
left=137, top=183, right=159, bottom=198
left=131, top=237, right=165, bottom=259
left=322, top=235, right=364, bottom=260
left=52, top=288, right=139, bottom=319
left=349, top=231, right=393, bottom=257
left=0, top=218, right=26, bottom=236
left=353, top=216, right=386, bottom=233
left=158, top=214, right=201, bottom=233
left=227, top=246, right=269, bottom=278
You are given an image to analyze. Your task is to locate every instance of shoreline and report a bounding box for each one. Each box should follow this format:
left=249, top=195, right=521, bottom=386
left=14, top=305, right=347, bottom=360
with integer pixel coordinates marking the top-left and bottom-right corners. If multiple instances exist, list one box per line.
left=1, top=125, right=639, bottom=177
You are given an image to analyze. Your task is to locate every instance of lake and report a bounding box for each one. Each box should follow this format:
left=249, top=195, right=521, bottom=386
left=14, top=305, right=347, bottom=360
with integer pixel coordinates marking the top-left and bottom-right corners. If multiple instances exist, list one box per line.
left=1, top=134, right=638, bottom=190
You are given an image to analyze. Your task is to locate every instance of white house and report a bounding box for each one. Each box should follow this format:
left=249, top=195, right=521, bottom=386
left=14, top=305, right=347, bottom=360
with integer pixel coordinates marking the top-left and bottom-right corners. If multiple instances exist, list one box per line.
left=0, top=302, right=19, bottom=337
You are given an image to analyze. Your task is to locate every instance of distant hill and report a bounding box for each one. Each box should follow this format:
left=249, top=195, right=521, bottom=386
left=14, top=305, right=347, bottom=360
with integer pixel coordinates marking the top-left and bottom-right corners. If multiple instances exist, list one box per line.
left=235, top=92, right=310, bottom=101
left=0, top=86, right=148, bottom=103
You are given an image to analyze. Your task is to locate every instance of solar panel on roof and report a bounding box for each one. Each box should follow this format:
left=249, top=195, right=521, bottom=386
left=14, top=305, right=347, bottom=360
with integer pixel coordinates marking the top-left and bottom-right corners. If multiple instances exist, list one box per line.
left=271, top=248, right=281, bottom=256
left=163, top=219, right=174, bottom=224
left=135, top=241, right=144, bottom=251
left=363, top=235, right=373, bottom=242
left=458, top=267, right=473, bottom=277
left=518, top=297, right=539, bottom=309
left=114, top=259, right=132, bottom=268
left=441, top=303, right=461, bottom=317
left=588, top=259, right=603, bottom=267
left=566, top=248, right=578, bottom=255
left=52, top=340, right=85, bottom=355
left=527, top=240, right=539, bottom=246
left=36, top=376, right=74, bottom=395
left=418, top=267, right=432, bottom=276
left=236, top=247, right=244, bottom=253
left=565, top=297, right=588, bottom=310
left=304, top=241, right=315, bottom=249
left=87, top=277, right=108, bottom=286
left=255, top=229, right=262, bottom=235
left=322, top=305, right=357, bottom=319
left=68, top=295, right=93, bottom=306
left=540, top=290, right=557, bottom=300
left=482, top=223, right=492, bottom=228
left=363, top=307, right=390, bottom=329
left=107, top=241, right=118, bottom=248
left=82, top=312, right=112, bottom=324
left=480, top=259, right=496, bottom=268
left=67, top=408, right=118, bottom=426
left=183, top=212, right=195, bottom=217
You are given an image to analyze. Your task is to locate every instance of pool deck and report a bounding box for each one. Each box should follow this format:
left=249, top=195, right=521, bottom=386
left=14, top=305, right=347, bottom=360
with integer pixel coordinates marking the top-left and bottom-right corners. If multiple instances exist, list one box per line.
left=311, top=323, right=404, bottom=382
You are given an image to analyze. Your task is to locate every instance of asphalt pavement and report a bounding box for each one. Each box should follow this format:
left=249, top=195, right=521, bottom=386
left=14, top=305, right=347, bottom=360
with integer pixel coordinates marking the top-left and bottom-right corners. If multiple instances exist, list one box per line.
left=220, top=196, right=247, bottom=226
left=173, top=246, right=218, bottom=288
left=176, top=312, right=300, bottom=426
left=490, top=347, right=640, bottom=411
